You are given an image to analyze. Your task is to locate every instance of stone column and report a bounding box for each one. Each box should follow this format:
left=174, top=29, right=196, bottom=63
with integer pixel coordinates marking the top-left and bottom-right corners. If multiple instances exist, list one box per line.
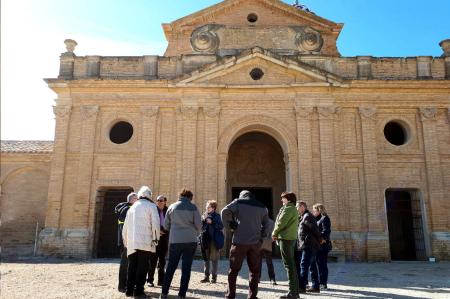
left=45, top=105, right=72, bottom=228
left=203, top=106, right=220, bottom=201
left=318, top=106, right=340, bottom=226
left=140, top=106, right=159, bottom=187
left=73, top=105, right=99, bottom=228
left=217, top=153, right=228, bottom=208
left=420, top=107, right=446, bottom=230
left=179, top=105, right=199, bottom=191
left=294, top=106, right=315, bottom=203
left=358, top=107, right=387, bottom=260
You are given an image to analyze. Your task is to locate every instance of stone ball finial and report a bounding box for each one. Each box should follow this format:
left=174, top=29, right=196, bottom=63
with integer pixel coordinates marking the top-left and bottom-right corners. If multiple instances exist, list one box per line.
left=64, top=39, right=78, bottom=53
left=439, top=39, right=450, bottom=57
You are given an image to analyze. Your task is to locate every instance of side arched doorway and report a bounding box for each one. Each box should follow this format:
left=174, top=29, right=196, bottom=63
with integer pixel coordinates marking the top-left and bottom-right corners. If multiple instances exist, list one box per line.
left=227, top=132, right=286, bottom=219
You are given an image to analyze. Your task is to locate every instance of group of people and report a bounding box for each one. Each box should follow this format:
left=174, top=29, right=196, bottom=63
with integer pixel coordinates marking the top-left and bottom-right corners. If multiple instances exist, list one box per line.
left=115, top=187, right=332, bottom=299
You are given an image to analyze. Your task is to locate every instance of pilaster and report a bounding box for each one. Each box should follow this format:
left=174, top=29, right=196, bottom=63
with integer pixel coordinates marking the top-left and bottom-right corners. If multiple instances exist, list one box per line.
left=317, top=105, right=340, bottom=227
left=45, top=105, right=72, bottom=228
left=420, top=107, right=446, bottom=231
left=140, top=106, right=159, bottom=187
left=294, top=105, right=315, bottom=203
left=358, top=106, right=385, bottom=260
left=73, top=105, right=99, bottom=228
left=203, top=105, right=220, bottom=202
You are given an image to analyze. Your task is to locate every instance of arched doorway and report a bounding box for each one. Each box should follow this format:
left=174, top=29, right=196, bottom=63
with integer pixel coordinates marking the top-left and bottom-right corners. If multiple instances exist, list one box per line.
left=226, top=132, right=286, bottom=219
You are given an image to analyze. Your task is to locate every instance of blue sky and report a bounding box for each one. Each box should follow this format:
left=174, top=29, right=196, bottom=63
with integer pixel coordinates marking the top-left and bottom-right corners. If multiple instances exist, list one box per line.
left=2, top=0, right=450, bottom=140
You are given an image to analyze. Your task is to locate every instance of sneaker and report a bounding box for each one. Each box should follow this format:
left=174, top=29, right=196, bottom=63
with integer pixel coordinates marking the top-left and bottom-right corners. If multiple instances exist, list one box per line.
left=211, top=277, right=217, bottom=283
left=200, top=277, right=210, bottom=283
left=320, top=284, right=328, bottom=290
left=306, top=286, right=320, bottom=293
left=147, top=282, right=155, bottom=287
left=270, top=279, right=277, bottom=285
left=279, top=292, right=298, bottom=299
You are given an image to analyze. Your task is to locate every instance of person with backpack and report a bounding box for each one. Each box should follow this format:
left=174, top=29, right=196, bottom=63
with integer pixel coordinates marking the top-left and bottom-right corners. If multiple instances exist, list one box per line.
left=199, top=200, right=224, bottom=284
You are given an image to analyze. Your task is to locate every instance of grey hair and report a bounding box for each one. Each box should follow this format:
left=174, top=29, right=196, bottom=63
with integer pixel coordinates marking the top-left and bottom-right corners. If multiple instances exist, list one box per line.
left=127, top=192, right=137, bottom=203
left=138, top=186, right=152, bottom=199
left=239, top=190, right=252, bottom=199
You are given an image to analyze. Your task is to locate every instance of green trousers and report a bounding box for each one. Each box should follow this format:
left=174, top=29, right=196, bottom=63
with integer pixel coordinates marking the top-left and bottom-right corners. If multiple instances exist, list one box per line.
left=279, top=239, right=299, bottom=295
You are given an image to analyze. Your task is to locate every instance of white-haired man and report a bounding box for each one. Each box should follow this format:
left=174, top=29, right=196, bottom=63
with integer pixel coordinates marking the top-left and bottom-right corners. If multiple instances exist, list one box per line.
left=123, top=186, right=160, bottom=298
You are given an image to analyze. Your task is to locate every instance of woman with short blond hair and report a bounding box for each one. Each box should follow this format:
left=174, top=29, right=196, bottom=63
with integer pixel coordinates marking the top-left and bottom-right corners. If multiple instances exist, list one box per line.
left=311, top=203, right=332, bottom=290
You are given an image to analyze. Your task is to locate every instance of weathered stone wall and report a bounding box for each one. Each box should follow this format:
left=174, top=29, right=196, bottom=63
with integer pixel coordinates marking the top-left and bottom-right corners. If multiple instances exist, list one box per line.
left=0, top=154, right=51, bottom=256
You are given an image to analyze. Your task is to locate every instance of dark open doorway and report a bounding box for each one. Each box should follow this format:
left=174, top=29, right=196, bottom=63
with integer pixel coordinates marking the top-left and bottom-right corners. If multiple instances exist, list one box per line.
left=231, top=187, right=273, bottom=218
left=95, top=187, right=134, bottom=258
left=385, top=190, right=426, bottom=261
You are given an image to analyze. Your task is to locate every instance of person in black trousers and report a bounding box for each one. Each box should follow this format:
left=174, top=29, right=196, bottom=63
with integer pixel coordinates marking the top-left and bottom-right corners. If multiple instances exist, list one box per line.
left=114, top=192, right=137, bottom=293
left=147, top=195, right=169, bottom=287
left=311, top=203, right=332, bottom=290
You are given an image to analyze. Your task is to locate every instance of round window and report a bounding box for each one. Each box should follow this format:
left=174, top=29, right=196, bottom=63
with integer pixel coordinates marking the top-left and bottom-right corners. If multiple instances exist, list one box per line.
left=109, top=121, right=133, bottom=144
left=250, top=68, right=264, bottom=80
left=247, top=13, right=258, bottom=23
left=383, top=121, right=409, bottom=146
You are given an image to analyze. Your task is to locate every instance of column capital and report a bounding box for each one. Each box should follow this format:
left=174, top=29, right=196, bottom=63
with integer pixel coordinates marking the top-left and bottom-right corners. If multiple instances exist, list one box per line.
left=140, top=106, right=159, bottom=118
left=204, top=106, right=221, bottom=118
left=177, top=105, right=199, bottom=120
left=294, top=106, right=314, bottom=118
left=80, top=105, right=99, bottom=120
left=419, top=107, right=438, bottom=121
left=53, top=105, right=72, bottom=118
left=318, top=105, right=341, bottom=119
left=358, top=106, right=377, bottom=120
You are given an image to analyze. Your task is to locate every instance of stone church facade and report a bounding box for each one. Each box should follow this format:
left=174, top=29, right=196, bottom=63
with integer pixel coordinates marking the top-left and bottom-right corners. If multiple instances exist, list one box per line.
left=1, top=0, right=450, bottom=261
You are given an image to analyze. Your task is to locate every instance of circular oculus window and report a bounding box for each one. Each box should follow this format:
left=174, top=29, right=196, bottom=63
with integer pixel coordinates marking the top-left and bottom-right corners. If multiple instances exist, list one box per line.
left=109, top=121, right=134, bottom=144
left=383, top=121, right=409, bottom=146
left=247, top=13, right=258, bottom=23
left=250, top=68, right=264, bottom=80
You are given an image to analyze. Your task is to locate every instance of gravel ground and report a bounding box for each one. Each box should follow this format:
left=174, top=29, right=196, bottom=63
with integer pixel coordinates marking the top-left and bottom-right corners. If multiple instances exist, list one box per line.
left=1, top=258, right=449, bottom=299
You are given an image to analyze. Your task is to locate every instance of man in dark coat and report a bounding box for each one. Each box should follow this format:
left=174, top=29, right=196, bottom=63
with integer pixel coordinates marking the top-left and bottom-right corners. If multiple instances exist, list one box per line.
left=221, top=190, right=270, bottom=299
left=147, top=195, right=169, bottom=287
left=115, top=192, right=137, bottom=293
left=296, top=201, right=321, bottom=294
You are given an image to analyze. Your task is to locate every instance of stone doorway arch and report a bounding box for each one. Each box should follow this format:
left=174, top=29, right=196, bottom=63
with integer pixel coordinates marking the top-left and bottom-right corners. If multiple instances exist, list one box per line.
left=217, top=114, right=298, bottom=211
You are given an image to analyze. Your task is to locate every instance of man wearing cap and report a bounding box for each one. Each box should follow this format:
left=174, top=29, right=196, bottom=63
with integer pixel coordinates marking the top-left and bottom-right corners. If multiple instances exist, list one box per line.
left=147, top=195, right=169, bottom=287
left=221, top=190, right=270, bottom=299
left=115, top=192, right=137, bottom=293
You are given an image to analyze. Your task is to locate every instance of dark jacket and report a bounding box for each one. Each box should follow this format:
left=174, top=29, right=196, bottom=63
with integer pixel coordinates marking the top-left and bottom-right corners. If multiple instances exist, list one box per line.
left=157, top=206, right=169, bottom=248
left=200, top=211, right=224, bottom=249
left=115, top=202, right=131, bottom=247
left=316, top=213, right=332, bottom=251
left=221, top=197, right=269, bottom=245
left=297, top=209, right=321, bottom=251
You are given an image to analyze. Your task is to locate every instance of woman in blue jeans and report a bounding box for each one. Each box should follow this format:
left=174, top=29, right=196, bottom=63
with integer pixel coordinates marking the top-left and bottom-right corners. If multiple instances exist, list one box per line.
left=311, top=203, right=332, bottom=290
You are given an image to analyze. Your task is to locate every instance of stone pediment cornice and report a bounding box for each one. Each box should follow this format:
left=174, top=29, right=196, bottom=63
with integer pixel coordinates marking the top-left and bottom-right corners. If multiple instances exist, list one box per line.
left=173, top=47, right=346, bottom=87
left=163, top=0, right=342, bottom=38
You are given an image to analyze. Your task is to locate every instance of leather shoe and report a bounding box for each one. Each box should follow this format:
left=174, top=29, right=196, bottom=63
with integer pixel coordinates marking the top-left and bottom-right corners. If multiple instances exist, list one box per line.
left=306, top=286, right=320, bottom=293
left=279, top=292, right=298, bottom=298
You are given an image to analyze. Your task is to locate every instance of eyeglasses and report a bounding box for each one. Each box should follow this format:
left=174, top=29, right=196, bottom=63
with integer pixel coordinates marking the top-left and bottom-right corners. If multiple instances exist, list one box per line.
left=157, top=199, right=166, bottom=202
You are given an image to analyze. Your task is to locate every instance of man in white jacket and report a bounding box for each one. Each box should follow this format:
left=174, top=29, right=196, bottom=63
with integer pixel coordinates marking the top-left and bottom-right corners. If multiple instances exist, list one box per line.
left=123, top=186, right=160, bottom=298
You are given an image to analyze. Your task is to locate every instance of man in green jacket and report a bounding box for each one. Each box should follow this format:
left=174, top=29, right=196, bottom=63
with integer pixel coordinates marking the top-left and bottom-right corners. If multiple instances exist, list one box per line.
left=272, top=192, right=299, bottom=299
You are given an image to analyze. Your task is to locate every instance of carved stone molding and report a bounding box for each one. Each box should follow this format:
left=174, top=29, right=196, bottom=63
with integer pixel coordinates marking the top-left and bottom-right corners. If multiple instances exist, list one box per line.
left=294, top=106, right=314, bottom=118
left=358, top=106, right=377, bottom=120
left=53, top=105, right=72, bottom=118
left=419, top=107, right=438, bottom=121
left=177, top=105, right=199, bottom=120
left=204, top=106, right=221, bottom=118
left=318, top=106, right=341, bottom=119
left=294, top=26, right=324, bottom=54
left=141, top=106, right=159, bottom=118
left=190, top=25, right=221, bottom=53
left=80, top=105, right=99, bottom=120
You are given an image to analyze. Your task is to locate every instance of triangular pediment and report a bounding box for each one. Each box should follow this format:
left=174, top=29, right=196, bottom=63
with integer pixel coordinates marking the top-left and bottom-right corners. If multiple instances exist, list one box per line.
left=174, top=48, right=345, bottom=87
left=165, top=0, right=340, bottom=33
